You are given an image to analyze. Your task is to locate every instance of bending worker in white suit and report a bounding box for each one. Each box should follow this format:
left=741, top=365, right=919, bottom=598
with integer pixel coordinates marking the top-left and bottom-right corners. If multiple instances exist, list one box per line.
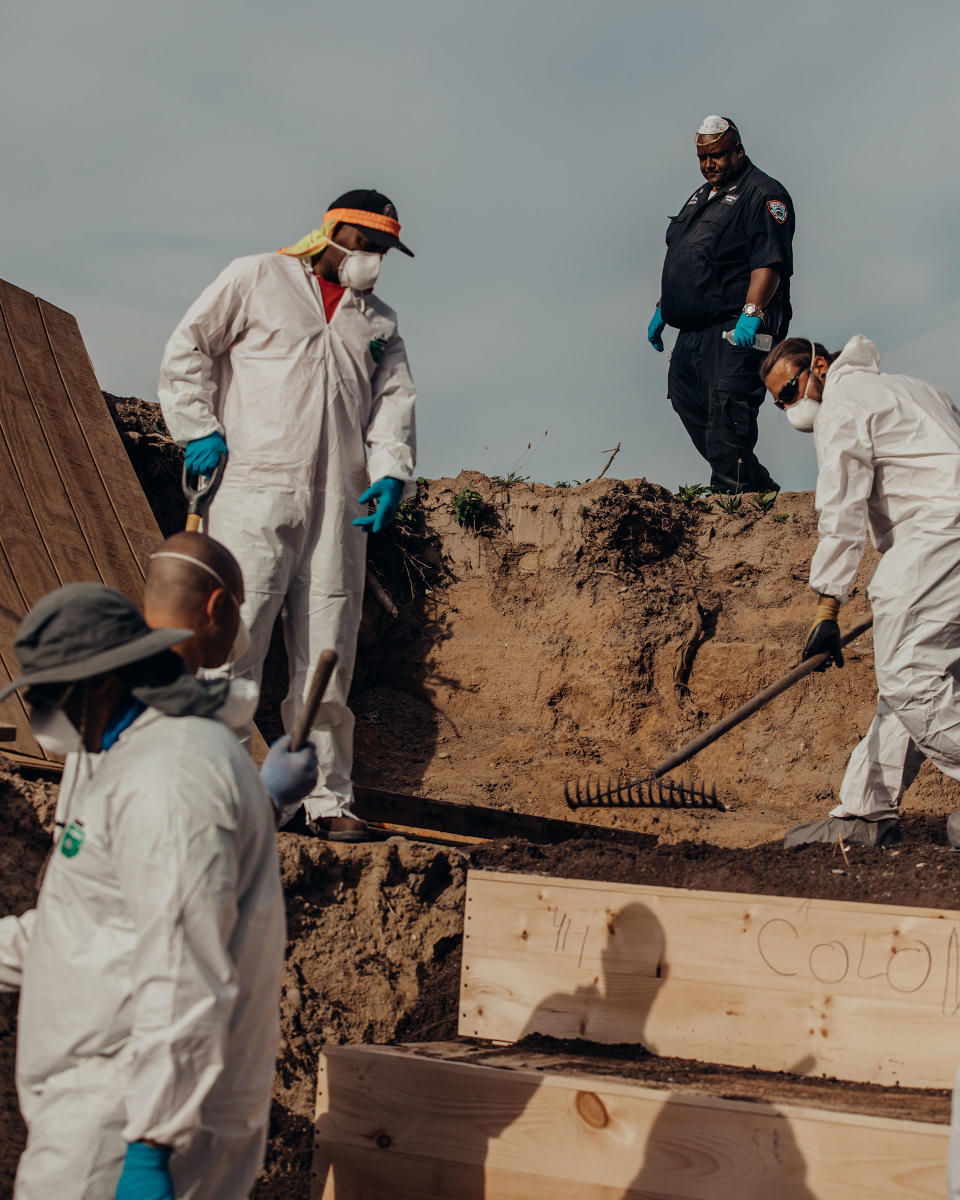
left=760, top=335, right=960, bottom=848
left=2, top=583, right=285, bottom=1200
left=159, top=188, right=417, bottom=842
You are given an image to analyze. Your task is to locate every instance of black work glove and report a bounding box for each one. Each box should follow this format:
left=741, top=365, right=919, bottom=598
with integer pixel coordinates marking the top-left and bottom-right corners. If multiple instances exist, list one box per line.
left=802, top=619, right=844, bottom=670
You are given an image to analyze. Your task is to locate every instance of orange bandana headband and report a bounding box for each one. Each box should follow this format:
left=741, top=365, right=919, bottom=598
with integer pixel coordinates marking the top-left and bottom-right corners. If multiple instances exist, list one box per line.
left=278, top=208, right=402, bottom=258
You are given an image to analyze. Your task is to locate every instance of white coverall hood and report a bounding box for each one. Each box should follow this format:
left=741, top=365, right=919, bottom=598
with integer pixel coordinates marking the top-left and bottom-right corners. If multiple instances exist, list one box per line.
left=824, top=333, right=881, bottom=383
left=14, top=708, right=284, bottom=1199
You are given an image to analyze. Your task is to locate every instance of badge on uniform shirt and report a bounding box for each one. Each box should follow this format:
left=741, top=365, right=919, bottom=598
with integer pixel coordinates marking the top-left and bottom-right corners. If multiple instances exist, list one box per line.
left=767, top=199, right=789, bottom=224
left=722, top=194, right=739, bottom=204
left=60, top=820, right=85, bottom=858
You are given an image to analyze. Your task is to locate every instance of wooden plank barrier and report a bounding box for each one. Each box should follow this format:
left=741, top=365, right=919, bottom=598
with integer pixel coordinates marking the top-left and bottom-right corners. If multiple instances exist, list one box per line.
left=312, top=1043, right=950, bottom=1200
left=0, top=279, right=167, bottom=765
left=459, top=870, right=960, bottom=1088
left=0, top=280, right=275, bottom=767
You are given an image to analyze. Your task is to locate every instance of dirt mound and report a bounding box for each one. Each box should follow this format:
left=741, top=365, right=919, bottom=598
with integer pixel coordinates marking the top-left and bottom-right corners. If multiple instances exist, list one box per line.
left=351, top=472, right=960, bottom=845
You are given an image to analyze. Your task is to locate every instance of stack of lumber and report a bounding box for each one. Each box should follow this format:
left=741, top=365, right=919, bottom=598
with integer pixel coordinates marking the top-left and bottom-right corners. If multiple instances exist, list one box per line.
left=313, top=870, right=959, bottom=1198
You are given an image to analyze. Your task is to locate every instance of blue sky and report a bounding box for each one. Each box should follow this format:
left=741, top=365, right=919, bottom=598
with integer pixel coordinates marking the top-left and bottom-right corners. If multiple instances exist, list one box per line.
left=3, top=0, right=957, bottom=492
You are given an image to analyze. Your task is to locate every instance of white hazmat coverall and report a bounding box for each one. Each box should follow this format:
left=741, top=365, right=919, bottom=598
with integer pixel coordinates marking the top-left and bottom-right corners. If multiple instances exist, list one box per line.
left=11, top=709, right=284, bottom=1200
left=158, top=252, right=416, bottom=819
left=0, top=684, right=260, bottom=989
left=808, top=335, right=960, bottom=820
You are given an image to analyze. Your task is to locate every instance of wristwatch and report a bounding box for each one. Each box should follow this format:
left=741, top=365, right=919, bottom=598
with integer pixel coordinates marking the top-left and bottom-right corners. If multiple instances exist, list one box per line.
left=742, top=302, right=765, bottom=320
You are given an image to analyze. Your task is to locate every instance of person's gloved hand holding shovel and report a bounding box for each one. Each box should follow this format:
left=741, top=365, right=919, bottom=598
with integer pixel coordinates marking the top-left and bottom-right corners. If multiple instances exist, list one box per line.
left=261, top=733, right=319, bottom=822
left=802, top=595, right=844, bottom=670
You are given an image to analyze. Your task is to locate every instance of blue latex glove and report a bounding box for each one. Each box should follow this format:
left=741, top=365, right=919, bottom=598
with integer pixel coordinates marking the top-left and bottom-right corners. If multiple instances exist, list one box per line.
left=261, top=733, right=319, bottom=813
left=647, top=306, right=665, bottom=352
left=184, top=432, right=228, bottom=475
left=115, top=1143, right=174, bottom=1200
left=733, top=313, right=763, bottom=348
left=352, top=476, right=405, bottom=533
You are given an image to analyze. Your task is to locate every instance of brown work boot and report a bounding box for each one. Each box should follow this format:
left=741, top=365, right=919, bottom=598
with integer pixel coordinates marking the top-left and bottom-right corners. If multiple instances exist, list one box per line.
left=305, top=814, right=369, bottom=843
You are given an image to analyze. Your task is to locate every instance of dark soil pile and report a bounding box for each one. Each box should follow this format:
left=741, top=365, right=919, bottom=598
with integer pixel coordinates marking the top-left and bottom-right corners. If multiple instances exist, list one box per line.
left=2, top=764, right=959, bottom=1197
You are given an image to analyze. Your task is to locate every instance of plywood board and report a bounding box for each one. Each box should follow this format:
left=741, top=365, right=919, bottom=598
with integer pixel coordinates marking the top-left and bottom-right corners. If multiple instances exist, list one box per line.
left=312, top=1043, right=950, bottom=1199
left=0, top=280, right=166, bottom=764
left=459, top=870, right=960, bottom=1088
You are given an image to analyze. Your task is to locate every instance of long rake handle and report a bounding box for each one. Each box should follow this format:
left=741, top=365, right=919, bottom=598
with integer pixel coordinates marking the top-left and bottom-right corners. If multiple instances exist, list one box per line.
left=291, top=650, right=338, bottom=752
left=651, top=617, right=874, bottom=779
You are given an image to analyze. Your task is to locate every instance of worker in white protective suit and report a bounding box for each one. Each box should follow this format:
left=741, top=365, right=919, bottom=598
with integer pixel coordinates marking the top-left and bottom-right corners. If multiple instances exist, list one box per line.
left=158, top=188, right=417, bottom=843
left=759, top=335, right=960, bottom=850
left=1, top=583, right=286, bottom=1200
left=0, top=533, right=317, bottom=995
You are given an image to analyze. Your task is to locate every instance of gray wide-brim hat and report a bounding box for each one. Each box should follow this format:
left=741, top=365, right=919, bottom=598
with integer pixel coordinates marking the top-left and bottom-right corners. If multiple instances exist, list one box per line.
left=0, top=582, right=192, bottom=702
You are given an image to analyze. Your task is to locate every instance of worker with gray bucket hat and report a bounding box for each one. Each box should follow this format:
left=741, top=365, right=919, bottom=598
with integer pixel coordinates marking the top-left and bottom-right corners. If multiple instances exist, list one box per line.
left=3, top=583, right=284, bottom=1199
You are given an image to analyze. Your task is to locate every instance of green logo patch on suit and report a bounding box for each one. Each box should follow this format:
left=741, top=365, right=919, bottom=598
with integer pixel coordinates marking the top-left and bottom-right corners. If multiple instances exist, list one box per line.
left=369, top=337, right=386, bottom=364
left=60, top=820, right=85, bottom=858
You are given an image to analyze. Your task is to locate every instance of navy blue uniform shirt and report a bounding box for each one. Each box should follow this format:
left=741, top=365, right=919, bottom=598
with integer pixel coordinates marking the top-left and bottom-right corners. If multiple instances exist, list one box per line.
left=659, top=160, right=795, bottom=335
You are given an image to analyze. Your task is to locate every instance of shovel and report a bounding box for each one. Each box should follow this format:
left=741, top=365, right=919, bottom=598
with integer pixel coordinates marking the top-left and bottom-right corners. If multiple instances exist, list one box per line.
left=290, top=650, right=339, bottom=751
left=566, top=617, right=874, bottom=810
left=182, top=454, right=226, bottom=532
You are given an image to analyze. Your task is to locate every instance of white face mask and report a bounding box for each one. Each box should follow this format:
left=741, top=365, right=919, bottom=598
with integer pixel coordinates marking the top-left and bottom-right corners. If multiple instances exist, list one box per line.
left=329, top=238, right=382, bottom=290
left=216, top=677, right=261, bottom=732
left=785, top=397, right=820, bottom=432
left=30, top=704, right=83, bottom=756
left=784, top=342, right=821, bottom=433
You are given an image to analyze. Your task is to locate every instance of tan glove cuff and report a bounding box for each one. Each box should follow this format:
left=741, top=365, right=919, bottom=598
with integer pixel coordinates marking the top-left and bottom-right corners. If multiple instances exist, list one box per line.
left=814, top=595, right=841, bottom=625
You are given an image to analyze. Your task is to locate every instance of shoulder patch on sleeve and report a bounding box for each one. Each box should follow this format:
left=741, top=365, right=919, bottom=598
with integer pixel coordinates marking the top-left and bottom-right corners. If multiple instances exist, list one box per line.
left=766, top=199, right=789, bottom=224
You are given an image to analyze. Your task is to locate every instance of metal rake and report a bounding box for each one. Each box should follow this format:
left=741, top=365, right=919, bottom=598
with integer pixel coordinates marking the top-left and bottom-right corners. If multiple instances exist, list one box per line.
left=565, top=772, right=725, bottom=810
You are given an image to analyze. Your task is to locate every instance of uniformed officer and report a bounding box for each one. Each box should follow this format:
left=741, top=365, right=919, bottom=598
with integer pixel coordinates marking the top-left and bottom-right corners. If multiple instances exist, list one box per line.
left=647, top=116, right=795, bottom=493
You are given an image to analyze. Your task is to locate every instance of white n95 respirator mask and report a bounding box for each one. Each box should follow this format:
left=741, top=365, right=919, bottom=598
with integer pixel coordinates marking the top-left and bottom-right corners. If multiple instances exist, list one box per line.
left=785, top=397, right=821, bottom=433
left=216, top=677, right=261, bottom=732
left=329, top=239, right=383, bottom=291
left=30, top=704, right=83, bottom=756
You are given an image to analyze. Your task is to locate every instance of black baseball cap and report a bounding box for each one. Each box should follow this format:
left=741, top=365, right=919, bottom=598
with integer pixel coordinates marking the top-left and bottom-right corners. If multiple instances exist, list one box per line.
left=326, top=189, right=414, bottom=257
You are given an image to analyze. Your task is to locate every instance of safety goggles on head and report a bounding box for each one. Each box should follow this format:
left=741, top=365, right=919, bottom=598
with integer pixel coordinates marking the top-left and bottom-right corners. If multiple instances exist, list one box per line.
left=774, top=341, right=817, bottom=410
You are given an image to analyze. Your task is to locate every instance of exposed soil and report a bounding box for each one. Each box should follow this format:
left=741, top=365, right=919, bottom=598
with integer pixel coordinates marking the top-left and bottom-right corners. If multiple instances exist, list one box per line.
left=0, top=404, right=956, bottom=1195
left=351, top=471, right=960, bottom=846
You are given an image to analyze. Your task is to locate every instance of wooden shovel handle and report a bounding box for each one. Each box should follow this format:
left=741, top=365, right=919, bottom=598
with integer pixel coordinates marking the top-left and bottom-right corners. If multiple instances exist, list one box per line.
left=652, top=617, right=875, bottom=779
left=290, top=650, right=338, bottom=751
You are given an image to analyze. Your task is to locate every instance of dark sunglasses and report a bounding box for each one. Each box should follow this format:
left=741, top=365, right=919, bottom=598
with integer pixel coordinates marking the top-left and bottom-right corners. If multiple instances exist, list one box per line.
left=774, top=367, right=806, bottom=410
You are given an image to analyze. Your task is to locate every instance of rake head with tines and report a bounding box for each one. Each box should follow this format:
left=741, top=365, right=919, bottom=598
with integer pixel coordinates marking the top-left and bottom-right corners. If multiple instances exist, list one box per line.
left=564, top=772, right=725, bottom=811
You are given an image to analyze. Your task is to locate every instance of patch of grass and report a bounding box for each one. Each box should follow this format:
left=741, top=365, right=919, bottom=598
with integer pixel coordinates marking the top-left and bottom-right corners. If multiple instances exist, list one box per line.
left=676, top=482, right=710, bottom=504
left=452, top=487, right=485, bottom=529
left=749, top=491, right=779, bottom=515
left=714, top=493, right=743, bottom=515
left=492, top=470, right=529, bottom=487
left=394, top=477, right=429, bottom=529
left=772, top=512, right=788, bottom=524
left=553, top=480, right=571, bottom=489
left=578, top=503, right=591, bottom=518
